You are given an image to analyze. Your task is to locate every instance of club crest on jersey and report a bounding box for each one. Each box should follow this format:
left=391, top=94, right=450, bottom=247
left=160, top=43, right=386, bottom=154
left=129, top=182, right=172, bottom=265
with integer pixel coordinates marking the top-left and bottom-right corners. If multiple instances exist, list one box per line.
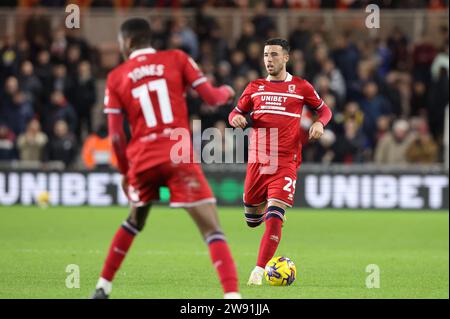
left=258, top=85, right=265, bottom=91
left=288, top=84, right=296, bottom=93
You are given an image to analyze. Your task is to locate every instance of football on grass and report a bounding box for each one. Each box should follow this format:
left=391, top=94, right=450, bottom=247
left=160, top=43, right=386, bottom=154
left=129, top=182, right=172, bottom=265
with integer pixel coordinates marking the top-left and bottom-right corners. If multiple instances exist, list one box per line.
left=264, top=256, right=297, bottom=286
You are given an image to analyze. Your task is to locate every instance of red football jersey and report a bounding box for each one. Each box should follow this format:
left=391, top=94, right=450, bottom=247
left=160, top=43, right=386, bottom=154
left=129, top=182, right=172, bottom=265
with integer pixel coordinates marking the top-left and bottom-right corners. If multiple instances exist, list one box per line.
left=104, top=48, right=206, bottom=174
left=234, top=73, right=324, bottom=167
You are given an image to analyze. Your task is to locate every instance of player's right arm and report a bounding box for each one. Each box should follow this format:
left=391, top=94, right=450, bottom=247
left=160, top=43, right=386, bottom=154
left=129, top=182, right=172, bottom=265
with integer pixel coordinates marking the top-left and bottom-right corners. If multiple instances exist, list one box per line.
left=103, top=73, right=129, bottom=178
left=228, top=83, right=253, bottom=129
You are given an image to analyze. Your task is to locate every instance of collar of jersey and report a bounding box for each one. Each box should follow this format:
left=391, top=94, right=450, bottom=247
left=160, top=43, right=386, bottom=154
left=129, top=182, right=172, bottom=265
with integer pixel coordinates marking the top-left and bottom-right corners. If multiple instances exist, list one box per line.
left=266, top=72, right=292, bottom=82
left=129, top=47, right=156, bottom=59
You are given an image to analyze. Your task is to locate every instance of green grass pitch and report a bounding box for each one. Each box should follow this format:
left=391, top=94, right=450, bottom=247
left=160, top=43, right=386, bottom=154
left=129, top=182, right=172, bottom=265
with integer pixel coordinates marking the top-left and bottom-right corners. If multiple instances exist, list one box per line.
left=0, top=205, right=448, bottom=299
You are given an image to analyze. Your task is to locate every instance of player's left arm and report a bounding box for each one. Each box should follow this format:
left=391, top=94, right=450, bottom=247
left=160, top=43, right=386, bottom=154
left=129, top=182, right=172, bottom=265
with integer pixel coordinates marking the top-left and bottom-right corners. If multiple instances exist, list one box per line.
left=104, top=76, right=129, bottom=177
left=302, top=80, right=332, bottom=140
left=178, top=50, right=234, bottom=106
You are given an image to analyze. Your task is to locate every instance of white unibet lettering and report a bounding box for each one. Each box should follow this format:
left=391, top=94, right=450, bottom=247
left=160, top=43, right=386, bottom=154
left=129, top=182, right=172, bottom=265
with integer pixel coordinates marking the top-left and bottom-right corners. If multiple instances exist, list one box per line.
left=305, top=175, right=331, bottom=208
left=423, top=176, right=448, bottom=209
left=332, top=175, right=359, bottom=208
left=170, top=128, right=191, bottom=163
left=62, top=173, right=86, bottom=205
left=360, top=175, right=372, bottom=208
left=49, top=173, right=60, bottom=205
left=21, top=173, right=47, bottom=205
left=399, top=176, right=423, bottom=209
left=202, top=127, right=223, bottom=164
left=373, top=175, right=397, bottom=208
left=113, top=173, right=129, bottom=206
left=88, top=173, right=112, bottom=206
left=0, top=173, right=19, bottom=205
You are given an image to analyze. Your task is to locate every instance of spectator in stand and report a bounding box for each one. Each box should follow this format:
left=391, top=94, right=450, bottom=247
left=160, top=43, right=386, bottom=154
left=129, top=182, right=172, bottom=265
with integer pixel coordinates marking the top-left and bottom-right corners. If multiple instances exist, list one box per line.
left=50, top=28, right=68, bottom=64
left=289, top=18, right=311, bottom=52
left=17, top=118, right=48, bottom=162
left=387, top=26, right=410, bottom=71
left=333, top=118, right=367, bottom=163
left=374, top=119, right=415, bottom=164
left=45, top=119, right=77, bottom=167
left=230, top=50, right=251, bottom=77
left=236, top=21, right=259, bottom=53
left=412, top=33, right=437, bottom=85
left=18, top=60, right=42, bottom=109
left=0, top=34, right=21, bottom=81
left=44, top=90, right=78, bottom=136
left=375, top=115, right=391, bottom=146
left=169, top=15, right=199, bottom=60
left=252, top=1, right=275, bottom=40
left=65, top=44, right=82, bottom=79
left=359, top=81, right=392, bottom=148
left=320, top=58, right=346, bottom=107
left=34, top=50, right=53, bottom=104
left=0, top=124, right=16, bottom=161
left=0, top=77, right=34, bottom=135
left=73, top=61, right=96, bottom=140
left=51, top=64, right=75, bottom=100
left=406, top=116, right=439, bottom=163
left=81, top=124, right=117, bottom=169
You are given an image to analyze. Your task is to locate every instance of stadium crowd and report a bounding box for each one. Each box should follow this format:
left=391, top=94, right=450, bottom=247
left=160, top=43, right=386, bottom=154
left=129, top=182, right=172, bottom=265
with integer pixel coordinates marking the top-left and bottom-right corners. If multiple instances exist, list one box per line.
left=0, top=2, right=448, bottom=168
left=0, top=0, right=448, bottom=10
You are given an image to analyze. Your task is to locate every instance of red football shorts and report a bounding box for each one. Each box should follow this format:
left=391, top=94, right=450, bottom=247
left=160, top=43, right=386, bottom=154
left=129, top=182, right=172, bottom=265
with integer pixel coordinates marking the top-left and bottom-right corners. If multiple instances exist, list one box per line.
left=243, top=163, right=298, bottom=208
left=127, top=162, right=215, bottom=208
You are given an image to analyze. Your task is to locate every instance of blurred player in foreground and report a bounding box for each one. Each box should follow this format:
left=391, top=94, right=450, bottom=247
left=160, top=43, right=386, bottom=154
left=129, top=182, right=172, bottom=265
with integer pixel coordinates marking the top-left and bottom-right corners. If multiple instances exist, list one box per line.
left=228, top=38, right=332, bottom=285
left=92, top=18, right=240, bottom=299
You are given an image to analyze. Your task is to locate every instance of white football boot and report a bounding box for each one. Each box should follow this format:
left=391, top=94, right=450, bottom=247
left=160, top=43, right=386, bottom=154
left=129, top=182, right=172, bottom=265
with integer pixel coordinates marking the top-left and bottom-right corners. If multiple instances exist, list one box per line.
left=247, top=266, right=265, bottom=285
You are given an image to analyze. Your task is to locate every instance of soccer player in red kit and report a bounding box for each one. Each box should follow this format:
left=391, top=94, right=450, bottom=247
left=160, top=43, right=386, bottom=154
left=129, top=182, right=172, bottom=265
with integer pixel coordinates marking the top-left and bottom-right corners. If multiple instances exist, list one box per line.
left=228, top=38, right=332, bottom=285
left=92, top=18, right=240, bottom=299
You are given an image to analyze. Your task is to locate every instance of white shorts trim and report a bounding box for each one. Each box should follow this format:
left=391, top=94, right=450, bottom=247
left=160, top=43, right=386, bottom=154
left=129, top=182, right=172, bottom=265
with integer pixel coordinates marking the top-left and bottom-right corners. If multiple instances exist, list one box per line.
left=170, top=197, right=216, bottom=208
left=267, top=198, right=292, bottom=208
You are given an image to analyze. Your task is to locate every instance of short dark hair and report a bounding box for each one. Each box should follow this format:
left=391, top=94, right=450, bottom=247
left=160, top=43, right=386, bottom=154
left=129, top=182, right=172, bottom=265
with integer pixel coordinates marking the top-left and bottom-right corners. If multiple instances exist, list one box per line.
left=264, top=38, right=290, bottom=53
left=120, top=18, right=152, bottom=49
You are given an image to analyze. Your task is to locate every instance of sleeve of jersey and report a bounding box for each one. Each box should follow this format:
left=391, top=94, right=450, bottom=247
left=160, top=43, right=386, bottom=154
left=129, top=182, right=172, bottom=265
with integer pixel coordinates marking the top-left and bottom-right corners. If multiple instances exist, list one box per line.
left=103, top=75, right=128, bottom=175
left=103, top=75, right=123, bottom=116
left=228, top=84, right=253, bottom=125
left=303, top=81, right=332, bottom=127
left=180, top=50, right=208, bottom=90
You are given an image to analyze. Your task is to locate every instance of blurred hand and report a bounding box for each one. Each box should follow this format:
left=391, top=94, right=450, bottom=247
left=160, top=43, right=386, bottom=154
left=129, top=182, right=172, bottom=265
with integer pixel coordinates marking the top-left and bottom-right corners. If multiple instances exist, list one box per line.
left=223, top=85, right=235, bottom=102
left=309, top=122, right=324, bottom=140
left=231, top=114, right=247, bottom=129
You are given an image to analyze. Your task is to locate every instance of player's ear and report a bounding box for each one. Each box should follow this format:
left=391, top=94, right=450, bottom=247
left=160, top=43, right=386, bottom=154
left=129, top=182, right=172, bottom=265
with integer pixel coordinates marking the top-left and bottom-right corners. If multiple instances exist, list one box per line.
left=284, top=52, right=289, bottom=63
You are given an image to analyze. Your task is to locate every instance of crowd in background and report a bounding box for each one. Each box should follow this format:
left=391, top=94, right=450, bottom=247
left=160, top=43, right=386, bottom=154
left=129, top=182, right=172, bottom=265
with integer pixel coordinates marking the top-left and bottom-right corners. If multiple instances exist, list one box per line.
left=0, top=2, right=449, bottom=169
left=0, top=0, right=448, bottom=10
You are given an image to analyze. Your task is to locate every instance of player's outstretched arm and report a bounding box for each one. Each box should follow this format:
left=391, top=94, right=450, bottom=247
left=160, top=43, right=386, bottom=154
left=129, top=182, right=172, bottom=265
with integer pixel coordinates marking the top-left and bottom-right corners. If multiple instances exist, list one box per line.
left=195, top=82, right=235, bottom=107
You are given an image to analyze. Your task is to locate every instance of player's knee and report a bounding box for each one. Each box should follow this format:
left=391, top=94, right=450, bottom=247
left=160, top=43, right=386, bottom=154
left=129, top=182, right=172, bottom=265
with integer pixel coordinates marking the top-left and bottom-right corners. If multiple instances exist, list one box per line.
left=265, top=206, right=285, bottom=222
left=245, top=212, right=265, bottom=228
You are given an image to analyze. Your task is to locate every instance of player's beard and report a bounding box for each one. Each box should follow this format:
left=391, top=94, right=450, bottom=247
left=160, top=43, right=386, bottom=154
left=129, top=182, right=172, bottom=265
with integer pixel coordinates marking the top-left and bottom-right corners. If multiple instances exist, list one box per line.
left=267, top=64, right=282, bottom=77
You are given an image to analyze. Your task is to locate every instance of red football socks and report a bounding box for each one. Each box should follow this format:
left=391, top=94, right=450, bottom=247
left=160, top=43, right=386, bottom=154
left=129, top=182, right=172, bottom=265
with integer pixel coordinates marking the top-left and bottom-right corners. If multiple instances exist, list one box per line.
left=207, top=232, right=239, bottom=293
left=100, top=221, right=138, bottom=281
left=256, top=207, right=284, bottom=268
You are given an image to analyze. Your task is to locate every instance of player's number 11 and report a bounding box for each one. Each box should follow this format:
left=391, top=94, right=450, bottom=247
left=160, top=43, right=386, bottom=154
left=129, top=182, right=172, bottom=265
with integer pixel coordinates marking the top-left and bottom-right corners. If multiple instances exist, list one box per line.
left=132, top=79, right=174, bottom=127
